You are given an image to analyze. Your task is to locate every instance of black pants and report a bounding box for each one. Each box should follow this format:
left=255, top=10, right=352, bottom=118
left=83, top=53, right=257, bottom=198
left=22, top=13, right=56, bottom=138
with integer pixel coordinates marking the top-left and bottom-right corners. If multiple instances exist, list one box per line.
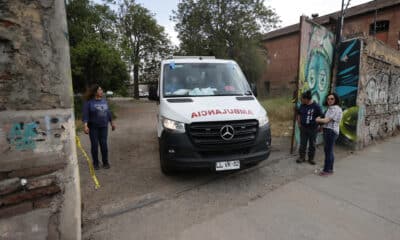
left=89, top=126, right=109, bottom=167
left=299, top=127, right=318, bottom=160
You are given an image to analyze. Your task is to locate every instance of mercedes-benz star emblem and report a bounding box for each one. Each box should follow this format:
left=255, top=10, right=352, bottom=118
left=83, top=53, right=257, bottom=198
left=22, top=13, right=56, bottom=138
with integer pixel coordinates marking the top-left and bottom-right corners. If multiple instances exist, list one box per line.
left=220, top=125, right=235, bottom=141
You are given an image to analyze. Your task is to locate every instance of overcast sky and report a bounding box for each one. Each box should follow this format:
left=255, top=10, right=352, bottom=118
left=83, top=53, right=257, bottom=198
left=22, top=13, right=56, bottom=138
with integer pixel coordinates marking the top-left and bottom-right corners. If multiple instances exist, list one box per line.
left=96, top=0, right=373, bottom=45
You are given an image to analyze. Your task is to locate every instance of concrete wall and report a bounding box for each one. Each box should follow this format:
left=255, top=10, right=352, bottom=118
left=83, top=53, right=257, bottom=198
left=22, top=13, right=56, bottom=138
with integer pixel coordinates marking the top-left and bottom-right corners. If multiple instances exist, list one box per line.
left=357, top=38, right=400, bottom=149
left=0, top=1, right=81, bottom=239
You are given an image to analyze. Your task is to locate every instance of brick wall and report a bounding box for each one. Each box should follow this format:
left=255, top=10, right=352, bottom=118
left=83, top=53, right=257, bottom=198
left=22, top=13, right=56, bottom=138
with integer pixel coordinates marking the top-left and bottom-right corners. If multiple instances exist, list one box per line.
left=0, top=1, right=81, bottom=239
left=261, top=5, right=400, bottom=98
left=342, top=5, right=400, bottom=50
left=260, top=33, right=299, bottom=98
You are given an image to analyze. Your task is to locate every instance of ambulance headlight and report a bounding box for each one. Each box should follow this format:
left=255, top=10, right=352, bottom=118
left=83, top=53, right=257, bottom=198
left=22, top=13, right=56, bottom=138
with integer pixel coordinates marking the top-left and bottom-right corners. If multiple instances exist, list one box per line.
left=258, top=114, right=269, bottom=127
left=162, top=117, right=186, bottom=133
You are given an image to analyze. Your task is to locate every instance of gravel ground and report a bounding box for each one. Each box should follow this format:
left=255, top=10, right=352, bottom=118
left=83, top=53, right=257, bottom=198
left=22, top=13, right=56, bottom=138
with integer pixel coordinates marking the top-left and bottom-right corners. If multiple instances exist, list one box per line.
left=77, top=99, right=354, bottom=238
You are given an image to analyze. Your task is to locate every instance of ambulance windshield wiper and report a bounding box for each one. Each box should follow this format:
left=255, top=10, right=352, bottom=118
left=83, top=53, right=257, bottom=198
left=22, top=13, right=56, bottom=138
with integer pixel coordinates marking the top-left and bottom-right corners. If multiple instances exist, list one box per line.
left=213, top=93, right=243, bottom=96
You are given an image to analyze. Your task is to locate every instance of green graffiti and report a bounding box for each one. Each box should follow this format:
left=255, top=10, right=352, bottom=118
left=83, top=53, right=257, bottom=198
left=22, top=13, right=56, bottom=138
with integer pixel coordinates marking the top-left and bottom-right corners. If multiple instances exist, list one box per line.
left=8, top=122, right=38, bottom=151
left=339, top=106, right=359, bottom=142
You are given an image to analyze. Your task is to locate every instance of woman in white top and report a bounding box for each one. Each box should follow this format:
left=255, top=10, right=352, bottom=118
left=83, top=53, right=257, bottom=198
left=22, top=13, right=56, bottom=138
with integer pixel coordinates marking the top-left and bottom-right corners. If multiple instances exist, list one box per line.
left=316, top=93, right=343, bottom=176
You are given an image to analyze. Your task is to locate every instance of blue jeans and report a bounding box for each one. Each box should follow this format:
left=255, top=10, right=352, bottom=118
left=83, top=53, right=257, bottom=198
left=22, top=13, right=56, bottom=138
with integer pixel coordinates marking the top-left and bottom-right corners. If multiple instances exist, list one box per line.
left=89, top=125, right=109, bottom=166
left=323, top=128, right=338, bottom=172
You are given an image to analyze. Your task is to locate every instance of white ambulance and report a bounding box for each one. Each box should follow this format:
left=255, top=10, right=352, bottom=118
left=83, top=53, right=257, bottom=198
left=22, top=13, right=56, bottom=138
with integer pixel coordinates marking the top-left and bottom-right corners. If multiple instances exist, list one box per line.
left=156, top=57, right=271, bottom=174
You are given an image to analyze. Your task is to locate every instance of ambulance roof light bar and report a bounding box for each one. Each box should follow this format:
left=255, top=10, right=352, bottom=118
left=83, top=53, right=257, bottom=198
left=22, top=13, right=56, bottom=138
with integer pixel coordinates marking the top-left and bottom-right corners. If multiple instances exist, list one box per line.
left=172, top=56, right=216, bottom=60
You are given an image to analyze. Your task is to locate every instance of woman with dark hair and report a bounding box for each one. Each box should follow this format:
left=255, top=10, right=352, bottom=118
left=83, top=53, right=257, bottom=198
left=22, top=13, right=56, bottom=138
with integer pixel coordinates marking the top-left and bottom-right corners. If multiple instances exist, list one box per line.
left=83, top=84, right=116, bottom=170
left=316, top=93, right=342, bottom=176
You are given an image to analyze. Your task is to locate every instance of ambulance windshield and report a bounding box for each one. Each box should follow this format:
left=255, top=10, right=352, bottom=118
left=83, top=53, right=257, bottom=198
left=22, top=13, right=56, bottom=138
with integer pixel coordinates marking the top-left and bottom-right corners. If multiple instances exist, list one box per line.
left=162, top=62, right=252, bottom=97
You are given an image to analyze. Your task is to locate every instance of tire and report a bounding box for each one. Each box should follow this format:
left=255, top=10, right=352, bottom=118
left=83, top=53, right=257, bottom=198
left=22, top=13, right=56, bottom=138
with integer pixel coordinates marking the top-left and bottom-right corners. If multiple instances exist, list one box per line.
left=159, top=139, right=175, bottom=175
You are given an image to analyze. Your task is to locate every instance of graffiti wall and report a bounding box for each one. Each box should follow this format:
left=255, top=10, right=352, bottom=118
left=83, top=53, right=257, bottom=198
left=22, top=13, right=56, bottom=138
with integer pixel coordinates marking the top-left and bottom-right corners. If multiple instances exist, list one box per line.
left=335, top=39, right=361, bottom=147
left=295, top=17, right=335, bottom=145
left=357, top=38, right=400, bottom=149
left=0, top=111, right=70, bottom=160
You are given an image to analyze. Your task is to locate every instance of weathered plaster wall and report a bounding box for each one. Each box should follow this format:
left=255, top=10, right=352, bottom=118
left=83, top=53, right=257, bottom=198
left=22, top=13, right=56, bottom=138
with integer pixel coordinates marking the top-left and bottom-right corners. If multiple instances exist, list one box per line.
left=0, top=0, right=73, bottom=110
left=0, top=1, right=80, bottom=239
left=357, top=38, right=400, bottom=149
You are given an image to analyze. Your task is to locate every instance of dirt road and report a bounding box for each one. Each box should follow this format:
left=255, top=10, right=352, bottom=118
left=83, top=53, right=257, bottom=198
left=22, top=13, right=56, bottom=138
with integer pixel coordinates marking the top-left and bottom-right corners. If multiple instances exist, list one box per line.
left=77, top=99, right=353, bottom=239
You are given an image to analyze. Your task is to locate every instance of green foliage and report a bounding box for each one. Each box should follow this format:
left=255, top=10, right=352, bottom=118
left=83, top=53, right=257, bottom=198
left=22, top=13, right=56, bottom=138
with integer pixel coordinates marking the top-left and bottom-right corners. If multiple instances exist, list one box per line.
left=70, top=38, right=129, bottom=93
left=260, top=96, right=294, bottom=137
left=67, top=0, right=128, bottom=93
left=260, top=96, right=293, bottom=122
left=118, top=0, right=174, bottom=98
left=172, top=0, right=280, bottom=83
left=74, top=96, right=84, bottom=120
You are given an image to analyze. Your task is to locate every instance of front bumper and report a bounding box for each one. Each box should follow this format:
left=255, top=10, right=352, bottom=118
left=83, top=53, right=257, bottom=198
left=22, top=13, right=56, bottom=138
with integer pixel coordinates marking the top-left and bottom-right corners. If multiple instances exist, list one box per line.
left=159, top=124, right=271, bottom=171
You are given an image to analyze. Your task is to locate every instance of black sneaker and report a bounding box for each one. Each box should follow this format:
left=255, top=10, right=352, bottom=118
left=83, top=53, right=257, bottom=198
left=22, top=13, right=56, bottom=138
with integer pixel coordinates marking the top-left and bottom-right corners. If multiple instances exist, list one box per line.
left=296, top=158, right=305, bottom=163
left=308, top=159, right=316, bottom=165
left=103, top=163, right=110, bottom=169
left=94, top=165, right=100, bottom=170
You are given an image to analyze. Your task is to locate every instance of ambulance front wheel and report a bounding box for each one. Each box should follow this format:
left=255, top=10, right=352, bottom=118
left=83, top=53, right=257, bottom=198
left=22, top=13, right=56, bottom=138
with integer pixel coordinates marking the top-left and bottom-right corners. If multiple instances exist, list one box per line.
left=159, top=140, right=175, bottom=175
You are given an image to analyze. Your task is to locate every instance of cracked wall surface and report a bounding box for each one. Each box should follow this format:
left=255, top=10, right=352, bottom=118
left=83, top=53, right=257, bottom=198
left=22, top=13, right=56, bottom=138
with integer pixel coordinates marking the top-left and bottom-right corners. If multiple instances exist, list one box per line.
left=357, top=38, right=400, bottom=149
left=0, top=1, right=81, bottom=239
left=0, top=0, right=72, bottom=110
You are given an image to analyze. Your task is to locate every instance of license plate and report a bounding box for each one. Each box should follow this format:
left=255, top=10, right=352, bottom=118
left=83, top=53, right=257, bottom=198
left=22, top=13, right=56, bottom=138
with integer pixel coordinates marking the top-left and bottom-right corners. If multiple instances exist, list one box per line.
left=216, top=160, right=240, bottom=171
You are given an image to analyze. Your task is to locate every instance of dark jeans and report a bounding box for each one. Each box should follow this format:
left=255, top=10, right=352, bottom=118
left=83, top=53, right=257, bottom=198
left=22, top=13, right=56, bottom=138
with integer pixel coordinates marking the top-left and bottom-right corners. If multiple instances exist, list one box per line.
left=323, top=128, right=338, bottom=172
left=299, top=127, right=318, bottom=160
left=89, top=125, right=109, bottom=167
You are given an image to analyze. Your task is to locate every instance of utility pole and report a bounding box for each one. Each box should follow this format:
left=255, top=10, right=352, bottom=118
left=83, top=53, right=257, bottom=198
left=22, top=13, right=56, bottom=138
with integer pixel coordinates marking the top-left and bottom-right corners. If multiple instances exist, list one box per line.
left=337, top=0, right=351, bottom=45
left=373, top=0, right=378, bottom=37
left=331, top=0, right=351, bottom=92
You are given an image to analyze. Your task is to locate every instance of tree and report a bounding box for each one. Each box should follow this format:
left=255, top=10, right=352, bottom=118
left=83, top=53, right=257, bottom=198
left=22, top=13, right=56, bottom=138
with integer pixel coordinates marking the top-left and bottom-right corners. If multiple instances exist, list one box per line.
left=118, top=0, right=173, bottom=99
left=70, top=38, right=129, bottom=95
left=172, top=0, right=280, bottom=84
left=66, top=0, right=129, bottom=94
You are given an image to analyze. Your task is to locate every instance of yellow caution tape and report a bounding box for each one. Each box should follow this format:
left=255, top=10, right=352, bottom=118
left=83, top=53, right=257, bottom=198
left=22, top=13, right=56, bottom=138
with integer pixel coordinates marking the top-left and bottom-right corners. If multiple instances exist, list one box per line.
left=76, top=136, right=101, bottom=189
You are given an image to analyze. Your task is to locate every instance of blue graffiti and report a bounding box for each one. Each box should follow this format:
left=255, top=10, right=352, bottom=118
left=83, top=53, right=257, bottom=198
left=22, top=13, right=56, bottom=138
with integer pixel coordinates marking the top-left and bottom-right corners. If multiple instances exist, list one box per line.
left=8, top=122, right=38, bottom=151
left=340, top=39, right=357, bottom=60
left=336, top=40, right=361, bottom=102
left=335, top=39, right=361, bottom=146
left=336, top=86, right=358, bottom=96
left=338, top=66, right=356, bottom=76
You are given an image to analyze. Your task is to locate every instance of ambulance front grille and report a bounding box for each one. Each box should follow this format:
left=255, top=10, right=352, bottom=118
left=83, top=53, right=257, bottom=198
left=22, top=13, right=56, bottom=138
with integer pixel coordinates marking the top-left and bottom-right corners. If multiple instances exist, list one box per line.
left=187, top=119, right=259, bottom=149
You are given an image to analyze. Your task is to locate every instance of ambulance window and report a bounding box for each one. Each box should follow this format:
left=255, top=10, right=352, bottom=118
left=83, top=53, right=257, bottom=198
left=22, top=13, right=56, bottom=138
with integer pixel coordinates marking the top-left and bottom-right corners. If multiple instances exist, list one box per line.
left=162, top=62, right=251, bottom=97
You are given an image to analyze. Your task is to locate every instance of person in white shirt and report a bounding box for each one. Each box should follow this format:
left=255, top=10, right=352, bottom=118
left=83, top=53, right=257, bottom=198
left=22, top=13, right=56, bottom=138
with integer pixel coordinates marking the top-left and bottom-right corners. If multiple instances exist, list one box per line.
left=316, top=93, right=343, bottom=176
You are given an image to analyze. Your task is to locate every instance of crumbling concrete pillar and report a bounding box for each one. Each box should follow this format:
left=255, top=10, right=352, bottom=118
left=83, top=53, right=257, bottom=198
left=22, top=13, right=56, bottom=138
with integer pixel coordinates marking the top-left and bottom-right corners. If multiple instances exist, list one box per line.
left=0, top=0, right=81, bottom=239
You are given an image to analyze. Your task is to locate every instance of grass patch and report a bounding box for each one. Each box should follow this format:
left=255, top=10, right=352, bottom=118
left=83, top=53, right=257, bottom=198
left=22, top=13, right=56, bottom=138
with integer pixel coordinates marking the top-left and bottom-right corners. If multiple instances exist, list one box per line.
left=74, top=96, right=117, bottom=132
left=260, top=96, right=294, bottom=137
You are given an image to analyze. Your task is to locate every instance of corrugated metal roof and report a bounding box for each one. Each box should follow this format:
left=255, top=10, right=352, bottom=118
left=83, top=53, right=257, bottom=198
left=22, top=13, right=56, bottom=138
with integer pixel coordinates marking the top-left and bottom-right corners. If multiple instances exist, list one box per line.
left=263, top=0, right=400, bottom=41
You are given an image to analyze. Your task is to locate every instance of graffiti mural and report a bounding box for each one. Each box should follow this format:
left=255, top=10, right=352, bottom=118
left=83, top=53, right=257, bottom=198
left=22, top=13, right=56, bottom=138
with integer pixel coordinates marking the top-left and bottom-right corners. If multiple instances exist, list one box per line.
left=335, top=39, right=361, bottom=146
left=295, top=17, right=335, bottom=145
left=3, top=115, right=67, bottom=152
